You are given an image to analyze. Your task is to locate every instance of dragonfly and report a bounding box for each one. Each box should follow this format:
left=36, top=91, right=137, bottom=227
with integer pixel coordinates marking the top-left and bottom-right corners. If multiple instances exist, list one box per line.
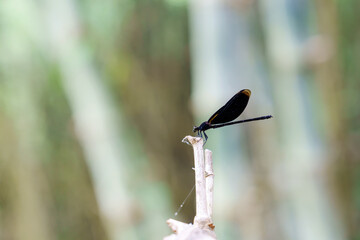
left=193, top=89, right=272, bottom=143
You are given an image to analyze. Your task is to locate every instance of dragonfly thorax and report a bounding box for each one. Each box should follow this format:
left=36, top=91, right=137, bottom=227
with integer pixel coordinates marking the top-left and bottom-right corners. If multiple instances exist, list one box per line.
left=193, top=122, right=210, bottom=133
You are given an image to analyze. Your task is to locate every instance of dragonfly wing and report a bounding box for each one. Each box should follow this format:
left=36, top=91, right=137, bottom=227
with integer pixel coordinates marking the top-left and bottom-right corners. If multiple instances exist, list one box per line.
left=207, top=89, right=251, bottom=124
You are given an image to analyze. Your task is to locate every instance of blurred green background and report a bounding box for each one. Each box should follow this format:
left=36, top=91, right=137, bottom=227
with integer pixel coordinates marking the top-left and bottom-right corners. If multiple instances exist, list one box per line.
left=0, top=0, right=359, bottom=239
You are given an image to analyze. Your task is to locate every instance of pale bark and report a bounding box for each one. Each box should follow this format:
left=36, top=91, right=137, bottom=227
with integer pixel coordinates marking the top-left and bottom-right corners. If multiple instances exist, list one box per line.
left=164, top=136, right=216, bottom=240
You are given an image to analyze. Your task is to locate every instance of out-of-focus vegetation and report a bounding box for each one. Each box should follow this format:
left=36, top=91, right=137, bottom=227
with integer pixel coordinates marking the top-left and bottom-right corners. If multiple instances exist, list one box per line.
left=0, top=0, right=359, bottom=239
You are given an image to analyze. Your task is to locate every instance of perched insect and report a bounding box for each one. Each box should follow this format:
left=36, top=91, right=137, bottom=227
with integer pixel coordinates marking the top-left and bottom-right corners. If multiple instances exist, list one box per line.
left=193, top=89, right=272, bottom=143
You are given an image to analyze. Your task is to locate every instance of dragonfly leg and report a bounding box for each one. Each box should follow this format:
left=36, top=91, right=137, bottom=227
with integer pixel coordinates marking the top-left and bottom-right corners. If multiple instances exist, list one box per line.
left=195, top=130, right=200, bottom=137
left=203, top=131, right=208, bottom=145
left=195, top=130, right=207, bottom=145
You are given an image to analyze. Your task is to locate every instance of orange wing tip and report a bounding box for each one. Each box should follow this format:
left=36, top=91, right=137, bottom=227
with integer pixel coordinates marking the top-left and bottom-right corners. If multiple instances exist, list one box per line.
left=241, top=89, right=251, bottom=97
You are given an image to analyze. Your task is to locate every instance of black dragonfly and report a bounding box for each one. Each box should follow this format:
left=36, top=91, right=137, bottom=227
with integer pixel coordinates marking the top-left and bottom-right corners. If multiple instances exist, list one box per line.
left=193, top=89, right=272, bottom=143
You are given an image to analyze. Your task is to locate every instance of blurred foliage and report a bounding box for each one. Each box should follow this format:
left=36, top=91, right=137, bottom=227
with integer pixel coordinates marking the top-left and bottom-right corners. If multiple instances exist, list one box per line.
left=97, top=0, right=195, bottom=221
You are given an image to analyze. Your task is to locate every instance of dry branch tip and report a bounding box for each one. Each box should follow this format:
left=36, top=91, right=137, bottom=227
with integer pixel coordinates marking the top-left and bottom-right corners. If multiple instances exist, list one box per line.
left=182, top=135, right=203, bottom=146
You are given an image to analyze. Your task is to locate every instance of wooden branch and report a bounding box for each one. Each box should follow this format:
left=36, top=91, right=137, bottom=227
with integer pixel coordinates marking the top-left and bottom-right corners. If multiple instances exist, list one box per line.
left=164, top=219, right=216, bottom=240
left=164, top=136, right=216, bottom=239
left=205, top=149, right=214, bottom=220
left=187, top=136, right=210, bottom=227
